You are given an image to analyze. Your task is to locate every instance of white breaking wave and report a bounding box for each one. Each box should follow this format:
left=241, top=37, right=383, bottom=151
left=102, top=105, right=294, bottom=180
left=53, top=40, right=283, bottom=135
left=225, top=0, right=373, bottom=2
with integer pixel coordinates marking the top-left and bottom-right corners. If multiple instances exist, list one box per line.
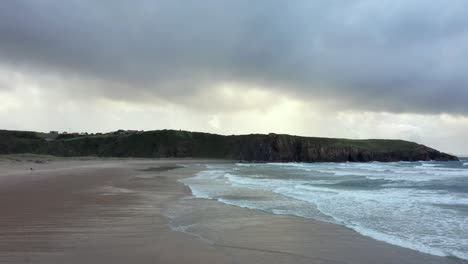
left=180, top=162, right=468, bottom=261
left=420, top=163, right=441, bottom=167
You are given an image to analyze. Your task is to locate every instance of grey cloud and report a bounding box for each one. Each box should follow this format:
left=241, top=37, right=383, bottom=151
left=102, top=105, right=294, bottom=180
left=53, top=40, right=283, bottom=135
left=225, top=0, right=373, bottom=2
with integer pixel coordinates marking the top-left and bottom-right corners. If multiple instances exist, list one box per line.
left=0, top=0, right=467, bottom=114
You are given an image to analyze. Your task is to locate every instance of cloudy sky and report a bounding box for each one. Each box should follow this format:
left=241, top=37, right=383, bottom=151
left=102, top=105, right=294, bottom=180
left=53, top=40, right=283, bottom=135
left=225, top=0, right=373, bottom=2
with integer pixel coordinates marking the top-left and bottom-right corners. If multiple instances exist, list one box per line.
left=1, top=1, right=467, bottom=155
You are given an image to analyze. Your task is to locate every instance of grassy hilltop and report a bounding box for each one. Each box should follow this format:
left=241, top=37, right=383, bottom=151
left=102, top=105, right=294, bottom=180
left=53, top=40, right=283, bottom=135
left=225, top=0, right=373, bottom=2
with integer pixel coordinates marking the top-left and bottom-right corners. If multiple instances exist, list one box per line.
left=0, top=129, right=458, bottom=162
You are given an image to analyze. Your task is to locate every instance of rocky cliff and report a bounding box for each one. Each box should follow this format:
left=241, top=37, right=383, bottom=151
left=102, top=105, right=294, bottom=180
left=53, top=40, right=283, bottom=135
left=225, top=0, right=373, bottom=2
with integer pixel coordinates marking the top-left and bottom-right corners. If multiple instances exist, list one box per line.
left=0, top=129, right=458, bottom=162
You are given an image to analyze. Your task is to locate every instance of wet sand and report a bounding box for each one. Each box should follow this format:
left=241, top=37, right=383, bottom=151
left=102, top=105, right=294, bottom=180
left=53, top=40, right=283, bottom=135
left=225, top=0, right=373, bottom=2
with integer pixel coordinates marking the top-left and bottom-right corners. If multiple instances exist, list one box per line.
left=0, top=155, right=465, bottom=264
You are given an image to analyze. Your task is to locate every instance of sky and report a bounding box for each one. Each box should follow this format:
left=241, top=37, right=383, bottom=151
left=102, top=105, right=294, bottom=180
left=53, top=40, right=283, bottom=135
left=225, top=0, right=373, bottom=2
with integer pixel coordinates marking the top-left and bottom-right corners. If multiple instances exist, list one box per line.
left=0, top=1, right=467, bottom=155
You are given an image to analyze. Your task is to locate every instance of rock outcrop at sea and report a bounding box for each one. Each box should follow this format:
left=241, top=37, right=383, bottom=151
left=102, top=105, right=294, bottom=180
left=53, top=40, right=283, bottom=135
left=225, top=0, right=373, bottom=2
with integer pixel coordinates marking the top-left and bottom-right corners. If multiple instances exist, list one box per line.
left=0, top=129, right=458, bottom=162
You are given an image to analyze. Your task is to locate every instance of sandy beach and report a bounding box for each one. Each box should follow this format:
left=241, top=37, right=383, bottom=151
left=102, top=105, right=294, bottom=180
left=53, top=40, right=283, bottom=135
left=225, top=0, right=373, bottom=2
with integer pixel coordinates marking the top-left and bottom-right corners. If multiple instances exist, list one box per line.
left=0, top=155, right=465, bottom=264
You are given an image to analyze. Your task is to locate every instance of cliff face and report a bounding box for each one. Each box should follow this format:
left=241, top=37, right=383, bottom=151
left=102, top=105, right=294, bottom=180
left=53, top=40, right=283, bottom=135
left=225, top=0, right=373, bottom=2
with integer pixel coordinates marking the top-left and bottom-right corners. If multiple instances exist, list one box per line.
left=0, top=129, right=458, bottom=162
left=226, top=134, right=457, bottom=162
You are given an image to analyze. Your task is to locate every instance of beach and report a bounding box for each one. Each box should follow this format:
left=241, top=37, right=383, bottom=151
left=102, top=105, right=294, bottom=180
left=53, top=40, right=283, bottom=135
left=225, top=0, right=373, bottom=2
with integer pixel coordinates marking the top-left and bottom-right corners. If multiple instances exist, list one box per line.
left=0, top=156, right=465, bottom=264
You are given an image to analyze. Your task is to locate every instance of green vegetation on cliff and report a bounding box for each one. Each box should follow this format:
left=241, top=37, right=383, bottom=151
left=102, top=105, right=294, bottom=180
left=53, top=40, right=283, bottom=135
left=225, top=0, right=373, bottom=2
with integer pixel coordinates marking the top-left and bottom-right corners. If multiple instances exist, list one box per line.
left=0, top=129, right=458, bottom=162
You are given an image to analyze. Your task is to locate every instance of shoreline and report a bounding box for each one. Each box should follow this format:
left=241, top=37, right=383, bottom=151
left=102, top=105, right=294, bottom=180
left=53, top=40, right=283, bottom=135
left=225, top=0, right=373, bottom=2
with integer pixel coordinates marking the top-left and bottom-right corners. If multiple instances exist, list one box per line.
left=0, top=156, right=465, bottom=263
left=176, top=161, right=468, bottom=262
left=173, top=175, right=467, bottom=264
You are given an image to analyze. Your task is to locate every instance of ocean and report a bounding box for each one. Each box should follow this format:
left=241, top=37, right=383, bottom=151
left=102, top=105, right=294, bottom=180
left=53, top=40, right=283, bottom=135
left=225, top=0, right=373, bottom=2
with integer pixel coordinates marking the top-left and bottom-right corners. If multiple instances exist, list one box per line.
left=180, top=159, right=468, bottom=261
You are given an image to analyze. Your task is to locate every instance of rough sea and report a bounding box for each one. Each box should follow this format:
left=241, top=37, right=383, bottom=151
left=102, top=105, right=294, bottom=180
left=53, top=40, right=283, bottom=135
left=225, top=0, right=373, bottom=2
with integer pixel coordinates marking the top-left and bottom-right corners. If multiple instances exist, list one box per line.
left=181, top=159, right=468, bottom=261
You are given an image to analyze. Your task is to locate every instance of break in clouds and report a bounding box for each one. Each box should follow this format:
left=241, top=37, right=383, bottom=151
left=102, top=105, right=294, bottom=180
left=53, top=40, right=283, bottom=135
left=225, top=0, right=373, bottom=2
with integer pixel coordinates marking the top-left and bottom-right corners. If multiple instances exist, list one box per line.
left=1, top=0, right=468, bottom=114
left=1, top=1, right=468, bottom=155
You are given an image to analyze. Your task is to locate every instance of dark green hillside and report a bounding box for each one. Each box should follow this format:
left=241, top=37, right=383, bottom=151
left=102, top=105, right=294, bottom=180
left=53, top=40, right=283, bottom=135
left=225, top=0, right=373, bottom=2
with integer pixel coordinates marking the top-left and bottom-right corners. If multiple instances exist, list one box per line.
left=0, top=130, right=48, bottom=154
left=0, top=129, right=458, bottom=162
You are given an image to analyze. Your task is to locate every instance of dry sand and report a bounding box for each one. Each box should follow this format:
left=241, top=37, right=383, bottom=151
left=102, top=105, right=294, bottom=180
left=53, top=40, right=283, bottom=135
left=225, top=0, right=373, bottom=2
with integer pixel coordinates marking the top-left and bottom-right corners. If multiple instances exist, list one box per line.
left=0, top=155, right=465, bottom=264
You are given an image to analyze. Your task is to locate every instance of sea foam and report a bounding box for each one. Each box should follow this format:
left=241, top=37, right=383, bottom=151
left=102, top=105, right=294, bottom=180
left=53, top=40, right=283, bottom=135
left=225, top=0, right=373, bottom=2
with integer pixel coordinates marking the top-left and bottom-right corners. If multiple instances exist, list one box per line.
left=181, top=161, right=468, bottom=261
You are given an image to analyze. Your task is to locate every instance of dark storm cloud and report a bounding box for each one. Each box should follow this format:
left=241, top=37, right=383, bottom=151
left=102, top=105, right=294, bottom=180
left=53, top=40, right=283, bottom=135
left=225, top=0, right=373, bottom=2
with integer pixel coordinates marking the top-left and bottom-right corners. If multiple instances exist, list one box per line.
left=0, top=0, right=467, bottom=114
